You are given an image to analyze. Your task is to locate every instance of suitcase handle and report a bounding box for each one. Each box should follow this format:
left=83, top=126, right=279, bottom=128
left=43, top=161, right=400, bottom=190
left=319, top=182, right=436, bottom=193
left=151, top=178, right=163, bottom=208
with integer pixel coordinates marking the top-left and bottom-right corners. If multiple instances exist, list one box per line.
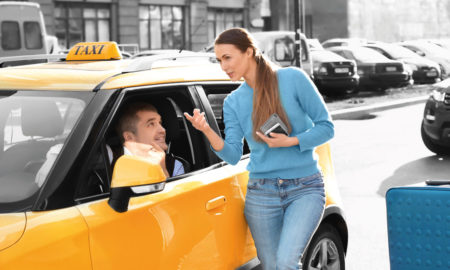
left=425, top=179, right=450, bottom=186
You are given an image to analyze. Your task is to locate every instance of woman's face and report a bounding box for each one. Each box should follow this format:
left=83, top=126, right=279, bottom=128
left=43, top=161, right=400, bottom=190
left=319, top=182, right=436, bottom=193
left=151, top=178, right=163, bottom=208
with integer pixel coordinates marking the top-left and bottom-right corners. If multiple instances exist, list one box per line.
left=214, top=43, right=253, bottom=81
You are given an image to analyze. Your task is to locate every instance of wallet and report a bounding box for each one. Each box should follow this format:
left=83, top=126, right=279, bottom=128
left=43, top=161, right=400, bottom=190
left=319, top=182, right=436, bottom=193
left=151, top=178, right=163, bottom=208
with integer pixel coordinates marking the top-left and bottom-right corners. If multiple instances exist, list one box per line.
left=260, top=113, right=289, bottom=137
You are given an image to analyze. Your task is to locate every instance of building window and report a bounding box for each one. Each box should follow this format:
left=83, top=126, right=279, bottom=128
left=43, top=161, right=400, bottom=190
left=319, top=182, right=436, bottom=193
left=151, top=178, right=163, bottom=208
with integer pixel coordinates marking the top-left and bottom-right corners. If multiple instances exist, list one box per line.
left=207, top=9, right=243, bottom=43
left=139, top=5, right=184, bottom=50
left=55, top=3, right=111, bottom=50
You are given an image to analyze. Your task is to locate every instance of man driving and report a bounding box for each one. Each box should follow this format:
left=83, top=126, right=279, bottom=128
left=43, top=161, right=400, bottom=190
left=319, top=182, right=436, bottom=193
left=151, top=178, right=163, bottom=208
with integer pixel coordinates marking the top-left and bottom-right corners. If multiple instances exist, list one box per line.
left=114, top=102, right=185, bottom=177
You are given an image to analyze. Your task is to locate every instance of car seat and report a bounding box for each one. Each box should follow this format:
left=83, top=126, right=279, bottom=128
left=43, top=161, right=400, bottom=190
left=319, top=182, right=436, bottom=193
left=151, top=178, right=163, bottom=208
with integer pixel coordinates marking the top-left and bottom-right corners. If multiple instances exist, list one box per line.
left=0, top=100, right=64, bottom=201
left=154, top=98, right=191, bottom=174
left=0, top=100, right=63, bottom=176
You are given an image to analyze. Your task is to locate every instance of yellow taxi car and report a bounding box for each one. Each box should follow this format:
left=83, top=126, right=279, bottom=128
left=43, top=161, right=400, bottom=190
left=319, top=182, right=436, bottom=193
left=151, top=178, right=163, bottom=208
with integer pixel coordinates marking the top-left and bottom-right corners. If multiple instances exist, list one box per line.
left=0, top=42, right=347, bottom=270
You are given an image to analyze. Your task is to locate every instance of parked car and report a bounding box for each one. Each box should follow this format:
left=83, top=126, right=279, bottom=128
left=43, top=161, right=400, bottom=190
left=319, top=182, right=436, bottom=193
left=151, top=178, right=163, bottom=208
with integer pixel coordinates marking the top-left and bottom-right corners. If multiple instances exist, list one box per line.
left=421, top=78, right=450, bottom=155
left=424, top=38, right=450, bottom=51
left=0, top=1, right=47, bottom=57
left=321, top=38, right=368, bottom=49
left=329, top=46, right=412, bottom=91
left=251, top=31, right=313, bottom=78
left=364, top=42, right=440, bottom=84
left=310, top=49, right=359, bottom=95
left=307, top=38, right=324, bottom=50
left=398, top=40, right=450, bottom=79
left=0, top=41, right=348, bottom=270
left=45, top=35, right=63, bottom=54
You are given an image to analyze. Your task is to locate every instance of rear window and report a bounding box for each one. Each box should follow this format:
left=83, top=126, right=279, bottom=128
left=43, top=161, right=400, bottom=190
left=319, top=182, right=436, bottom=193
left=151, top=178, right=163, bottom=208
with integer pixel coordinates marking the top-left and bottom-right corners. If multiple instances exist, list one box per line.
left=1, top=21, right=21, bottom=50
left=24, top=21, right=43, bottom=49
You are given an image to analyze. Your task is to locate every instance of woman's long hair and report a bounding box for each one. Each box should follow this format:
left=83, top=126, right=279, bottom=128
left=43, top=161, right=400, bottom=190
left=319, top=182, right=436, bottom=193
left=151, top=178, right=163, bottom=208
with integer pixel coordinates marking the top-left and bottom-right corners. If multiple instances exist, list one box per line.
left=215, top=28, right=291, bottom=142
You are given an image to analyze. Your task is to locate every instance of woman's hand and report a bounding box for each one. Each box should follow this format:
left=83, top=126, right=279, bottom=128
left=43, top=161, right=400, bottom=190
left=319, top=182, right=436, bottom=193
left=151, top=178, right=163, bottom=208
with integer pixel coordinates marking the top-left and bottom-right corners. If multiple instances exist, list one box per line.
left=256, top=131, right=299, bottom=148
left=184, top=109, right=210, bottom=133
left=184, top=108, right=224, bottom=152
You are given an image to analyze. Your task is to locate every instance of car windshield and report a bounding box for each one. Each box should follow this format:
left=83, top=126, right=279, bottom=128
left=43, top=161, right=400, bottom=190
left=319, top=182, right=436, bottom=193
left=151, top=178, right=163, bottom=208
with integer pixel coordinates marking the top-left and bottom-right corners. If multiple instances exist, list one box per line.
left=382, top=44, right=423, bottom=59
left=351, top=47, right=390, bottom=62
left=0, top=90, right=93, bottom=206
left=311, top=50, right=347, bottom=62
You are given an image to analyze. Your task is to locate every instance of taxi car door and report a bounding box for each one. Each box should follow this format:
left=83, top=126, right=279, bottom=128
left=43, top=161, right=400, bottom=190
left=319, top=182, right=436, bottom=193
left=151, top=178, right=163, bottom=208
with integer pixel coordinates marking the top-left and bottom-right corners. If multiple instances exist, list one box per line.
left=75, top=86, right=256, bottom=269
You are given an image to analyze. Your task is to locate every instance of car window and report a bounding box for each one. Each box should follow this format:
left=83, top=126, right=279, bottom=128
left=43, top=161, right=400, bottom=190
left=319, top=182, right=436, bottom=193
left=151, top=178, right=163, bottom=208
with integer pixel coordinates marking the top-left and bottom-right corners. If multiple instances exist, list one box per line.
left=333, top=50, right=354, bottom=61
left=402, top=45, right=424, bottom=56
left=383, top=44, right=419, bottom=59
left=367, top=47, right=391, bottom=58
left=351, top=47, right=389, bottom=61
left=75, top=86, right=213, bottom=196
left=412, top=42, right=450, bottom=55
left=202, top=83, right=250, bottom=155
left=0, top=91, right=91, bottom=204
left=311, top=50, right=347, bottom=62
left=24, top=21, right=43, bottom=49
left=75, top=143, right=110, bottom=200
left=322, top=42, right=342, bottom=48
left=1, top=21, right=21, bottom=50
left=274, top=37, right=295, bottom=61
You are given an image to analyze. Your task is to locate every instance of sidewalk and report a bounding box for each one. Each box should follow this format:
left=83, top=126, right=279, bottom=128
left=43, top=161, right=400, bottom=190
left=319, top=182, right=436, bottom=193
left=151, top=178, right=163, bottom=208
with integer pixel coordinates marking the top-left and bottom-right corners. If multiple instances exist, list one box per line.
left=330, top=95, right=429, bottom=120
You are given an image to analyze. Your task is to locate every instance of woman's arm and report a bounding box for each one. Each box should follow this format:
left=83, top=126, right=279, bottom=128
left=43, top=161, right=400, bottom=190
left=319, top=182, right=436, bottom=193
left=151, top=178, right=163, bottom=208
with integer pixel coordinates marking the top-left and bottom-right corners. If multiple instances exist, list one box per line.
left=185, top=96, right=244, bottom=165
left=255, top=131, right=299, bottom=148
left=184, top=109, right=224, bottom=151
left=293, top=69, right=334, bottom=151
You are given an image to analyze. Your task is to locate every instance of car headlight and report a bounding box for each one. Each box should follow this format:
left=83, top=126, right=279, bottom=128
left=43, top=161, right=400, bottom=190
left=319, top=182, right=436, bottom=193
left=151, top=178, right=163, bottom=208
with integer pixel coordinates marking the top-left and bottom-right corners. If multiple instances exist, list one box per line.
left=431, top=88, right=446, bottom=102
left=318, top=66, right=328, bottom=75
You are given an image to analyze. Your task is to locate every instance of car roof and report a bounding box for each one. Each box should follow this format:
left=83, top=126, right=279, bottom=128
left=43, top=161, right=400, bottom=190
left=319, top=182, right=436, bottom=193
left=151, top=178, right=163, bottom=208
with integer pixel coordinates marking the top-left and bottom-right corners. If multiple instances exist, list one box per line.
left=133, top=49, right=194, bottom=58
left=0, top=42, right=231, bottom=91
left=0, top=60, right=230, bottom=91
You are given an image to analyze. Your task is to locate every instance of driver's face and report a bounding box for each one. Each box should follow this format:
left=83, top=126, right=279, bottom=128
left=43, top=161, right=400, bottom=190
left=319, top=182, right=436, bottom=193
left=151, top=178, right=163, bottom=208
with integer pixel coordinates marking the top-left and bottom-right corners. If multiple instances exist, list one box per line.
left=132, top=110, right=168, bottom=151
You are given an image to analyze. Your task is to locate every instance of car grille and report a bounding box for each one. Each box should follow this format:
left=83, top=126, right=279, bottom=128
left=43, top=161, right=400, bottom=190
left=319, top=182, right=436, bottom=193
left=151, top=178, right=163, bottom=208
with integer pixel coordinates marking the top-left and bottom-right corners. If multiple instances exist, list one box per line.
left=322, top=62, right=355, bottom=77
left=376, top=63, right=404, bottom=73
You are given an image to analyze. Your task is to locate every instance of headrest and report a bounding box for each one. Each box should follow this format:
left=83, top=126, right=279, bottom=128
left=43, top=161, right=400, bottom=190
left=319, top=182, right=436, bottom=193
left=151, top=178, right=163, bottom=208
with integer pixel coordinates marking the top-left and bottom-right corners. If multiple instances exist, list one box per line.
left=154, top=98, right=179, bottom=141
left=21, top=100, right=64, bottom=137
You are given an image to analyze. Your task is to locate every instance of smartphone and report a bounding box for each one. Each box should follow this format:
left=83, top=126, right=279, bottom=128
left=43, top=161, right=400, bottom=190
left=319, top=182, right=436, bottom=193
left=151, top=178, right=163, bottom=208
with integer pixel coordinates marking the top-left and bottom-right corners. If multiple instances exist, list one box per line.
left=260, top=113, right=289, bottom=138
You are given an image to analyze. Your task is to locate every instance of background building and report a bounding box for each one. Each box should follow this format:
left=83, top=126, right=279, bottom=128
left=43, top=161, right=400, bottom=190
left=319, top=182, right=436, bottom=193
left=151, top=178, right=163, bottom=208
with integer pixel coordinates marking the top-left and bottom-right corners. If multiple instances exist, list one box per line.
left=27, top=0, right=255, bottom=51
left=268, top=0, right=450, bottom=42
left=2, top=0, right=450, bottom=51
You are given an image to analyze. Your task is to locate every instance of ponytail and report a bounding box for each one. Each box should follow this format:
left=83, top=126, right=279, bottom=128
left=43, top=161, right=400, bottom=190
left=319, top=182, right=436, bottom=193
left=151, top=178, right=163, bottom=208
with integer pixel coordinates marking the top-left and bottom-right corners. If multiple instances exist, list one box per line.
left=252, top=53, right=291, bottom=142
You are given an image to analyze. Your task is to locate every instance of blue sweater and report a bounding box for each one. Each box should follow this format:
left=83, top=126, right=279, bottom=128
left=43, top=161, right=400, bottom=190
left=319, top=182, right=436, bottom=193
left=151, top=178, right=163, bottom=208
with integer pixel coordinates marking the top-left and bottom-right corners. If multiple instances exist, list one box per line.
left=213, top=67, right=334, bottom=179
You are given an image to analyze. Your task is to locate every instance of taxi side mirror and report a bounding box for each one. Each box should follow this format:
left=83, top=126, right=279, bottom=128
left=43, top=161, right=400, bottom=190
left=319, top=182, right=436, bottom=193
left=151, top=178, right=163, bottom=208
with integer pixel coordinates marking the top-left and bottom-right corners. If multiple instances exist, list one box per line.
left=108, top=155, right=166, bottom=213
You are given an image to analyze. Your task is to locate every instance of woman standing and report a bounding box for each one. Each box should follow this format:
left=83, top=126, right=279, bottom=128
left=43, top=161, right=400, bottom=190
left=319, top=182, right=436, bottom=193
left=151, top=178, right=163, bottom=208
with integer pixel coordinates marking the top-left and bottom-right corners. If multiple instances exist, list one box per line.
left=184, top=28, right=334, bottom=270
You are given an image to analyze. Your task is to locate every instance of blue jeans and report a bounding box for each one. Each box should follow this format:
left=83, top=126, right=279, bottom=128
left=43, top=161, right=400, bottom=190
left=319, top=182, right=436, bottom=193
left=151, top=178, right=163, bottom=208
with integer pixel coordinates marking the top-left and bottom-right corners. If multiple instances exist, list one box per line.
left=244, top=173, right=325, bottom=270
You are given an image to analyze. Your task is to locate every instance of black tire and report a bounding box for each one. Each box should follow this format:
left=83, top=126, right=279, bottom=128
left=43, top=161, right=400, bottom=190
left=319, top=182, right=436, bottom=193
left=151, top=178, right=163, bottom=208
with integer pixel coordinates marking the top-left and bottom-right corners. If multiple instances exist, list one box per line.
left=303, top=223, right=345, bottom=270
left=421, top=121, right=450, bottom=155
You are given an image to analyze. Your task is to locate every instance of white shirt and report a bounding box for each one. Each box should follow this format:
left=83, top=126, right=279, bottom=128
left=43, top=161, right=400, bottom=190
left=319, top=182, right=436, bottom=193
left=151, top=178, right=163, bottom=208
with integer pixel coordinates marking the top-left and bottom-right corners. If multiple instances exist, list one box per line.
left=106, top=145, right=184, bottom=177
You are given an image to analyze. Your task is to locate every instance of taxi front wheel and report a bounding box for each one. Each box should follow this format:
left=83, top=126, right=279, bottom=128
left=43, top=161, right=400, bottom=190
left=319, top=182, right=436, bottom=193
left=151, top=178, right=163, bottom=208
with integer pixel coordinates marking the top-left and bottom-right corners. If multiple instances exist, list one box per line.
left=303, top=223, right=345, bottom=270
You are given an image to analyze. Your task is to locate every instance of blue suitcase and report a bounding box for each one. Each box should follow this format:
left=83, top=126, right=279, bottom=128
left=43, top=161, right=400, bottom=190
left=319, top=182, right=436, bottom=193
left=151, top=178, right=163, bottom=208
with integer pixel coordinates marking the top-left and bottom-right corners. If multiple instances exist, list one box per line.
left=385, top=180, right=450, bottom=270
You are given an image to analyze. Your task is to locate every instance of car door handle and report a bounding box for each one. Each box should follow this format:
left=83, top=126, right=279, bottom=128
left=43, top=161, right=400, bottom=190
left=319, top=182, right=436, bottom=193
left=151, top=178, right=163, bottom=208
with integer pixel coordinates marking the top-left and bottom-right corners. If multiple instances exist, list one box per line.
left=205, top=196, right=227, bottom=211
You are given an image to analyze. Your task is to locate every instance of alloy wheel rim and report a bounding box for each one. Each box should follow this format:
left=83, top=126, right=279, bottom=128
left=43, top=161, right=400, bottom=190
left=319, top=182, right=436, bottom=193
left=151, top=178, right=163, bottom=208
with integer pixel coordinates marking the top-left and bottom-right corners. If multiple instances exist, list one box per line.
left=306, top=238, right=341, bottom=270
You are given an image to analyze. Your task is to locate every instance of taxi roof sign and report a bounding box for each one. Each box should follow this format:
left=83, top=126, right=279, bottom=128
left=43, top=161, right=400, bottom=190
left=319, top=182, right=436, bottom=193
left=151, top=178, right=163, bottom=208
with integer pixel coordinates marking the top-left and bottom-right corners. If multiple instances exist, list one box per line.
left=66, top=41, right=122, bottom=61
